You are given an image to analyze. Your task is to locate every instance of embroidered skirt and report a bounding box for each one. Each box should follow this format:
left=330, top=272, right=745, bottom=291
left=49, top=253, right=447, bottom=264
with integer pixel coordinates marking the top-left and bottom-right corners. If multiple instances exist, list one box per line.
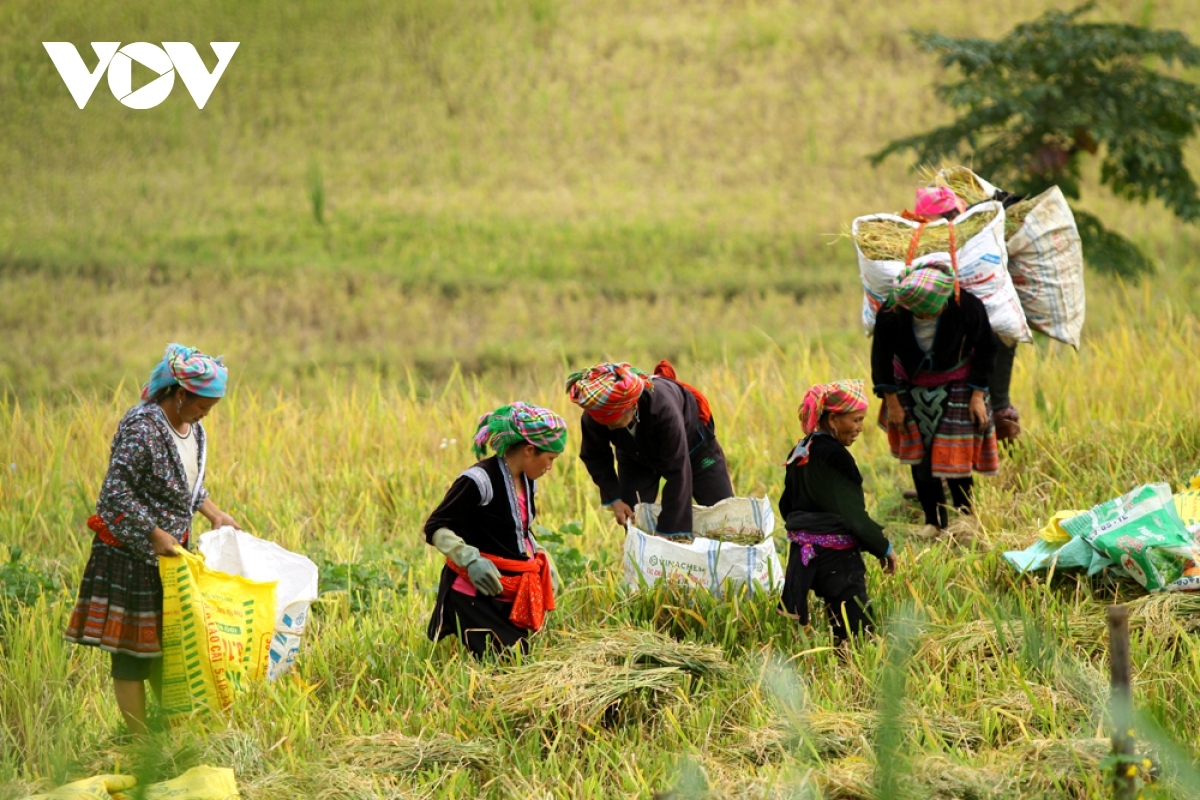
left=64, top=539, right=164, bottom=658
left=880, top=375, right=998, bottom=479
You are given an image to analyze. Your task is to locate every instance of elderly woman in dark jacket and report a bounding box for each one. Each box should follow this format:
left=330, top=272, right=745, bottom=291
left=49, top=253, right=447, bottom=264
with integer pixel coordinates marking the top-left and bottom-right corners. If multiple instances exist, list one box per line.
left=65, top=344, right=238, bottom=735
left=779, top=380, right=897, bottom=644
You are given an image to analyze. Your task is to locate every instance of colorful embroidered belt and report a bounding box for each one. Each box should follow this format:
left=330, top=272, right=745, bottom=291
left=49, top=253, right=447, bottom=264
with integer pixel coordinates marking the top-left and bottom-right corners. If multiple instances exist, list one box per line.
left=447, top=550, right=556, bottom=631
left=786, top=531, right=858, bottom=566
left=893, top=357, right=972, bottom=388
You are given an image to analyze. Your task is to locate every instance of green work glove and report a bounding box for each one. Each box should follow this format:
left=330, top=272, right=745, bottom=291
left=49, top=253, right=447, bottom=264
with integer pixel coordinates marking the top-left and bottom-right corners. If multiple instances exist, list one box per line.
left=431, top=528, right=503, bottom=596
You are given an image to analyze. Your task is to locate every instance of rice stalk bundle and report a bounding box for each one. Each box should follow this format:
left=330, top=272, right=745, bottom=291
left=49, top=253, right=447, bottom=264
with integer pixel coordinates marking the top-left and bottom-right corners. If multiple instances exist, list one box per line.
left=337, top=731, right=495, bottom=772
left=1004, top=195, right=1040, bottom=238
left=852, top=210, right=994, bottom=261
left=704, top=527, right=766, bottom=546
left=801, top=706, right=983, bottom=758
left=485, top=627, right=728, bottom=726
left=921, top=164, right=994, bottom=205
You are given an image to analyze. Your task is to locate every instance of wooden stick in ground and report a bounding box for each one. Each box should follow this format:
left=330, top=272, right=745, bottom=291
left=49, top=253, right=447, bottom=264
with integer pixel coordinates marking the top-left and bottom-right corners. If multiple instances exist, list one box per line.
left=1107, top=604, right=1136, bottom=800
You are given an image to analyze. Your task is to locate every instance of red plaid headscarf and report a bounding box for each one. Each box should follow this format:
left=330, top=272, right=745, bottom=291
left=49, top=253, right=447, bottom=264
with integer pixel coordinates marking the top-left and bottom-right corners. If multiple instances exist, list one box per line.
left=565, top=362, right=653, bottom=424
left=798, top=379, right=868, bottom=435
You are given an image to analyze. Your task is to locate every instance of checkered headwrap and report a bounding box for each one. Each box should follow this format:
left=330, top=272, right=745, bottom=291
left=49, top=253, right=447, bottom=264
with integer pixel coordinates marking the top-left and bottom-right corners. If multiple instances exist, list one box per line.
left=472, top=402, right=568, bottom=458
left=798, top=379, right=868, bottom=435
left=892, top=264, right=955, bottom=317
left=565, top=362, right=652, bottom=424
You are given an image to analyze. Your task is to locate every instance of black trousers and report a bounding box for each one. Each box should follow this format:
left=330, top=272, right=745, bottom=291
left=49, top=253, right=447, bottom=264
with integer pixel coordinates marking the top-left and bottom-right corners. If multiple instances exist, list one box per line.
left=912, top=468, right=974, bottom=528
left=780, top=546, right=873, bottom=644
left=111, top=651, right=162, bottom=681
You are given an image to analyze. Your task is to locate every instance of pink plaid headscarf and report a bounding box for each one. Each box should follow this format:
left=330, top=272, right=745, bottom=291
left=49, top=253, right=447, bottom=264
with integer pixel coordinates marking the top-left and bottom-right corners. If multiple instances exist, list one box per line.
left=915, top=187, right=966, bottom=218
left=798, top=380, right=868, bottom=435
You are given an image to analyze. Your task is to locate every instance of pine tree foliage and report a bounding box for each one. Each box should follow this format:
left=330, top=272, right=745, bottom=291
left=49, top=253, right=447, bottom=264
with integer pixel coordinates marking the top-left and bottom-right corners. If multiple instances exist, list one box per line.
left=872, top=2, right=1200, bottom=275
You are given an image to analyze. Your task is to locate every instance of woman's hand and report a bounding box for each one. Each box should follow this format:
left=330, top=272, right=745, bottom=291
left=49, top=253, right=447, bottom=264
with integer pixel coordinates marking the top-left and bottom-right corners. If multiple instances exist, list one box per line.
left=969, top=390, right=989, bottom=433
left=879, top=552, right=899, bottom=575
left=209, top=510, right=239, bottom=530
left=885, top=393, right=906, bottom=427
left=150, top=527, right=181, bottom=557
left=200, top=498, right=241, bottom=530
left=610, top=500, right=635, bottom=527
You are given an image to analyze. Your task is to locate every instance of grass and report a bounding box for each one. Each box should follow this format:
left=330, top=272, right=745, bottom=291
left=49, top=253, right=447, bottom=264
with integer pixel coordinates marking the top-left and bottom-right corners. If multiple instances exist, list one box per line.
left=5, top=285, right=1200, bottom=797
left=5, top=0, right=1200, bottom=796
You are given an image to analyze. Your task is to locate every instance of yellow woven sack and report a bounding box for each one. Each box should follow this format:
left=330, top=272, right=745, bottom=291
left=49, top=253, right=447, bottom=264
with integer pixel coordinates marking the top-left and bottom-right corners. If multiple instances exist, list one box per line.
left=159, top=550, right=276, bottom=720
left=24, top=767, right=238, bottom=800
left=24, top=775, right=137, bottom=799
left=112, top=766, right=239, bottom=799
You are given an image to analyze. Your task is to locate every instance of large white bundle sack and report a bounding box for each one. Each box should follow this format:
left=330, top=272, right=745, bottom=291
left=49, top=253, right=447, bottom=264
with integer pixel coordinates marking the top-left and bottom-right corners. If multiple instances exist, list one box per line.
left=854, top=201, right=1032, bottom=345
left=1005, top=186, right=1085, bottom=349
left=634, top=496, right=775, bottom=542
left=622, top=498, right=781, bottom=594
left=199, top=527, right=319, bottom=680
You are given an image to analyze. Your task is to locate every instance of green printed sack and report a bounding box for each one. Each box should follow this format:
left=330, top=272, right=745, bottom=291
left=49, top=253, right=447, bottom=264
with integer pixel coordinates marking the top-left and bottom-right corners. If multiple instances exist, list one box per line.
left=1061, top=483, right=1198, bottom=592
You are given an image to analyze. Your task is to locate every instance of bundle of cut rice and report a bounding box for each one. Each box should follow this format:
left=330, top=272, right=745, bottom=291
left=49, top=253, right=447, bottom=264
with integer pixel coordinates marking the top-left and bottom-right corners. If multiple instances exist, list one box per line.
left=484, top=627, right=729, bottom=727
left=337, top=731, right=495, bottom=773
left=851, top=209, right=995, bottom=262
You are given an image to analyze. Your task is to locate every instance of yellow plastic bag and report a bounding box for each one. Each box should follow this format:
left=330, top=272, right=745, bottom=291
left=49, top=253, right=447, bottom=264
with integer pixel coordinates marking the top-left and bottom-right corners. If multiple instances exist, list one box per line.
left=112, top=766, right=239, bottom=799
left=25, top=767, right=238, bottom=800
left=1175, top=490, right=1200, bottom=528
left=1038, top=510, right=1084, bottom=543
left=24, top=775, right=137, bottom=799
left=160, top=549, right=276, bottom=720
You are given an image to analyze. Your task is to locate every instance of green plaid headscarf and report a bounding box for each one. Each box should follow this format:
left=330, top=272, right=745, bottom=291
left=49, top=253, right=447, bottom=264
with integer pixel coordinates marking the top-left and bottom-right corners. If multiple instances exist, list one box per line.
left=472, top=402, right=568, bottom=458
left=892, top=264, right=955, bottom=316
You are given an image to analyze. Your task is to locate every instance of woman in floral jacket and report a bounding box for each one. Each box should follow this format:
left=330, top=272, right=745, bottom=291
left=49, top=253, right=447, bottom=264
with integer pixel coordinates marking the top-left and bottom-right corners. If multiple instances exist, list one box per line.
left=65, top=344, right=238, bottom=735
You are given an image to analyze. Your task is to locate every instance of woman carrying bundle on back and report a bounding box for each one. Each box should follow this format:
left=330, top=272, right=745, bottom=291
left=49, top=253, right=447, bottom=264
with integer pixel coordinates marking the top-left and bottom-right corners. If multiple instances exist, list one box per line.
left=872, top=257, right=998, bottom=537
left=779, top=380, right=897, bottom=644
left=424, top=402, right=567, bottom=658
left=64, top=344, right=239, bottom=736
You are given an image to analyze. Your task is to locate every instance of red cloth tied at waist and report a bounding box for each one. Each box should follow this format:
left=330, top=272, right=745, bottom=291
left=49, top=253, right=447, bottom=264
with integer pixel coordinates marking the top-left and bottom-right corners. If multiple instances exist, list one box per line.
left=87, top=514, right=188, bottom=548
left=447, top=551, right=556, bottom=631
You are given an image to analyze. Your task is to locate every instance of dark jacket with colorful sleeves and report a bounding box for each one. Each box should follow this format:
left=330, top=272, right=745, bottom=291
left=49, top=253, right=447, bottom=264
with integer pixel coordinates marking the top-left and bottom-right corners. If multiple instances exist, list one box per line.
left=423, top=455, right=538, bottom=562
left=94, top=403, right=208, bottom=566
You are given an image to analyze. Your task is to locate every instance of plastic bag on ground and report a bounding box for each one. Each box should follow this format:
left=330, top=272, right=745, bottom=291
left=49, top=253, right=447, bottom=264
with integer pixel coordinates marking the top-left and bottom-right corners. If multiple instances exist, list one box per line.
left=198, top=527, right=319, bottom=680
left=1005, top=186, right=1085, bottom=349
left=1061, top=483, right=1200, bottom=592
left=853, top=201, right=1032, bottom=345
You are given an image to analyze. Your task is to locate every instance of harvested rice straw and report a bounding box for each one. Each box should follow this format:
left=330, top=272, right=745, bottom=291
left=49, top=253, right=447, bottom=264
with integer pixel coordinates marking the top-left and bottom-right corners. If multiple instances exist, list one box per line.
left=338, top=731, right=495, bottom=772
left=484, top=627, right=729, bottom=726
left=1004, top=194, right=1040, bottom=238
left=705, top=525, right=766, bottom=546
left=920, top=164, right=994, bottom=205
left=851, top=209, right=994, bottom=261
left=925, top=592, right=1200, bottom=663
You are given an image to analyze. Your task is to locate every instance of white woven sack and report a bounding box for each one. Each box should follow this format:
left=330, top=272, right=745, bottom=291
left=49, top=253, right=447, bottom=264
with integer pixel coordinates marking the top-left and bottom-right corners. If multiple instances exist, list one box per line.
left=1005, top=186, right=1085, bottom=349
left=622, top=497, right=782, bottom=595
left=854, top=201, right=1032, bottom=345
left=633, top=496, right=775, bottom=540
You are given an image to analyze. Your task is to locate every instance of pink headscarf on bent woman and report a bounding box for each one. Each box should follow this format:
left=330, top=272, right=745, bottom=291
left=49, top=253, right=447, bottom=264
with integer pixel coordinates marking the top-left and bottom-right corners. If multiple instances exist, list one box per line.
left=798, top=379, right=869, bottom=435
